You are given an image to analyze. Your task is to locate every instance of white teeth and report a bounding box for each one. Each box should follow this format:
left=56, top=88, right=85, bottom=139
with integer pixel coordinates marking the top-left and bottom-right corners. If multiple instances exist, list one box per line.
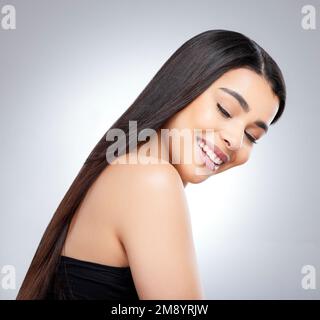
left=214, top=155, right=222, bottom=164
left=197, top=140, right=224, bottom=167
left=207, top=150, right=214, bottom=157
left=211, top=154, right=219, bottom=163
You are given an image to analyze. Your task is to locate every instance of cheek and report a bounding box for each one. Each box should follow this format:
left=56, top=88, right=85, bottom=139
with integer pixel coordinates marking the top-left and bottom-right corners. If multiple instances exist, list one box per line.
left=190, top=101, right=217, bottom=129
left=233, top=148, right=251, bottom=167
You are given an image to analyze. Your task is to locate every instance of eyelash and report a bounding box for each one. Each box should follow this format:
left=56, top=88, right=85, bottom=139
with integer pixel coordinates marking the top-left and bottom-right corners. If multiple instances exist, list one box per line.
left=216, top=103, right=258, bottom=144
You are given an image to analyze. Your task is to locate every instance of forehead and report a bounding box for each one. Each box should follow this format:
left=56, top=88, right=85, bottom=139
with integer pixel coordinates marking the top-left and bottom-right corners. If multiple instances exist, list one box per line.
left=210, top=68, right=279, bottom=124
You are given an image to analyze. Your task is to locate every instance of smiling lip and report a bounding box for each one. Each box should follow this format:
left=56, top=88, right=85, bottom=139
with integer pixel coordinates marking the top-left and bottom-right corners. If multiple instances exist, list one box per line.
left=197, top=136, right=230, bottom=164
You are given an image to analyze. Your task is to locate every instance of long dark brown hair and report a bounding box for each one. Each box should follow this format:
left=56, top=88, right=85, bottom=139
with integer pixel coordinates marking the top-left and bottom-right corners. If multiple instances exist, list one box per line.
left=17, top=29, right=286, bottom=299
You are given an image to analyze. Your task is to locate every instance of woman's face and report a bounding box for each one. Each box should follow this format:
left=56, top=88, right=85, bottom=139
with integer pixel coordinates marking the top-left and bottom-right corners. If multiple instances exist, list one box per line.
left=162, top=67, right=280, bottom=184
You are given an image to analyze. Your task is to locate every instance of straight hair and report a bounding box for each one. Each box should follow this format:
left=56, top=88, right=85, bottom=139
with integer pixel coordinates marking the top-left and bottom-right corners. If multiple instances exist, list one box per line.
left=17, top=29, right=286, bottom=299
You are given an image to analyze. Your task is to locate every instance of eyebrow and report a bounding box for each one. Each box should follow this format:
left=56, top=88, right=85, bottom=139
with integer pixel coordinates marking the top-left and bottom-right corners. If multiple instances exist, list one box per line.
left=218, top=87, right=269, bottom=133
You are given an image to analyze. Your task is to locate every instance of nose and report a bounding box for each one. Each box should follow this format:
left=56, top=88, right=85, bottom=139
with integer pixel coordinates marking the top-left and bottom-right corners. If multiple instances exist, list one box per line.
left=221, top=131, right=243, bottom=151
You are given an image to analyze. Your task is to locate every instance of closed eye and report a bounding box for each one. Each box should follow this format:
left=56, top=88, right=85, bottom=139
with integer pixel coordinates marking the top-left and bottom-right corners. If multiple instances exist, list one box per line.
left=216, top=103, right=231, bottom=118
left=216, top=103, right=258, bottom=144
left=245, top=132, right=257, bottom=144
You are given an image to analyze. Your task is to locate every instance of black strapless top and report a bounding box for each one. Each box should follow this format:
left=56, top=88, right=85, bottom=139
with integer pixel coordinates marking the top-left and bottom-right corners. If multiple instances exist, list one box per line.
left=45, top=256, right=139, bottom=300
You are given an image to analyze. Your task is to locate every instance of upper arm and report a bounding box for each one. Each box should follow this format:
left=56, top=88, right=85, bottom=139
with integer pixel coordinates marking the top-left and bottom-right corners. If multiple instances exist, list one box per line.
left=116, top=162, right=204, bottom=299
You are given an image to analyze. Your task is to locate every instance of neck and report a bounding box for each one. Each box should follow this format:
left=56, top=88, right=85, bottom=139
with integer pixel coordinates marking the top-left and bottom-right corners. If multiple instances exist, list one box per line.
left=136, top=129, right=188, bottom=188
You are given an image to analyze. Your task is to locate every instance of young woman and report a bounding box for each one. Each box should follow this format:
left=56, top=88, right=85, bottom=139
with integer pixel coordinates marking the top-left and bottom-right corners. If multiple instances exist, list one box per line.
left=17, top=29, right=286, bottom=300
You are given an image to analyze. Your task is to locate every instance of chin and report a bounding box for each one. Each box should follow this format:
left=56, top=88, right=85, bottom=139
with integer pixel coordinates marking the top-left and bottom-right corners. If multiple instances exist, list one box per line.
left=189, top=174, right=210, bottom=184
left=175, top=163, right=213, bottom=184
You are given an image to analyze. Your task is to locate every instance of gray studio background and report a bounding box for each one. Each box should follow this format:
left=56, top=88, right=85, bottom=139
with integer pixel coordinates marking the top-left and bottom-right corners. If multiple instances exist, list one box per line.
left=1, top=0, right=319, bottom=299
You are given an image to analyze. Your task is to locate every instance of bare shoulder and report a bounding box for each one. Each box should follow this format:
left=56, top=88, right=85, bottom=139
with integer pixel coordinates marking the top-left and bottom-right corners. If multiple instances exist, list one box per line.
left=100, top=154, right=204, bottom=299
left=102, top=153, right=183, bottom=188
left=98, top=153, right=189, bottom=228
left=100, top=154, right=186, bottom=208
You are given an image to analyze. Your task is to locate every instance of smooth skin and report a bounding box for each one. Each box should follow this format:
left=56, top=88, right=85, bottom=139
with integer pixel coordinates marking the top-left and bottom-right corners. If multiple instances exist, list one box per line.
left=62, top=68, right=279, bottom=299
